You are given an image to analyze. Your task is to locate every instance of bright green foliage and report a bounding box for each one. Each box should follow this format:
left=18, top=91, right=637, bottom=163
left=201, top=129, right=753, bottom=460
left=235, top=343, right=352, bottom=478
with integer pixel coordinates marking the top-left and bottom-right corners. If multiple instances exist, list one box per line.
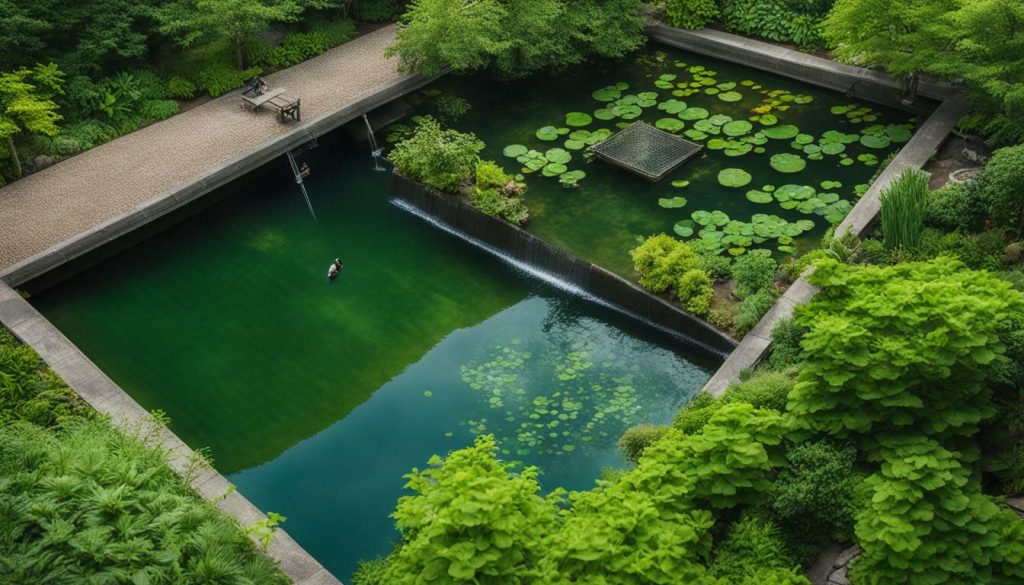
left=979, top=144, right=1024, bottom=234
left=389, top=116, right=484, bottom=192
left=0, top=418, right=289, bottom=583
left=470, top=160, right=529, bottom=225
left=0, top=64, right=63, bottom=178
left=618, top=423, right=669, bottom=464
left=880, top=169, right=929, bottom=252
left=352, top=556, right=392, bottom=585
left=627, top=403, right=787, bottom=511
left=156, top=0, right=305, bottom=69
left=767, top=318, right=807, bottom=370
left=788, top=258, right=1024, bottom=451
left=381, top=434, right=562, bottom=584
left=768, top=440, right=860, bottom=542
left=250, top=23, right=356, bottom=69
left=709, top=515, right=807, bottom=583
left=674, top=370, right=794, bottom=434
left=731, top=249, right=777, bottom=299
left=630, top=233, right=703, bottom=294
left=822, top=0, right=956, bottom=83
left=677, top=268, right=714, bottom=316
left=386, top=0, right=645, bottom=77
left=721, top=0, right=827, bottom=49
left=924, top=181, right=986, bottom=233
left=0, top=329, right=88, bottom=427
left=665, top=0, right=720, bottom=30
left=850, top=436, right=1024, bottom=585
left=734, top=287, right=778, bottom=335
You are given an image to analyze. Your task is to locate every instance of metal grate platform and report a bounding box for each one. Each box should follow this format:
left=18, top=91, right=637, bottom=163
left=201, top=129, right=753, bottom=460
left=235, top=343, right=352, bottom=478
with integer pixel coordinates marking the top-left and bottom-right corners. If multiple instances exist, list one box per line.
left=589, top=122, right=703, bottom=181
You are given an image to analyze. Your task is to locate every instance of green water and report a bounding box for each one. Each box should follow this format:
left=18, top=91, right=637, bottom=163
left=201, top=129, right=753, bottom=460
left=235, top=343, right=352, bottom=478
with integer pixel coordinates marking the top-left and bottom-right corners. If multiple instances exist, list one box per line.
left=408, top=46, right=919, bottom=276
left=30, top=134, right=719, bottom=580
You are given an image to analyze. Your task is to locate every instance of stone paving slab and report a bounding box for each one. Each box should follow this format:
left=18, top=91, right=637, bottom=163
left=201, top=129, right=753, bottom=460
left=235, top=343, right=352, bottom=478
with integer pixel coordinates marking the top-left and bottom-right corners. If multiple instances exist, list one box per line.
left=0, top=24, right=418, bottom=286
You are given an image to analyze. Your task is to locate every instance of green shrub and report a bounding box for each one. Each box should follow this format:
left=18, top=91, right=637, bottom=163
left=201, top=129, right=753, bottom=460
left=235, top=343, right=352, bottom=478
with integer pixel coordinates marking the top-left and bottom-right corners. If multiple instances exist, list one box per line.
left=469, top=160, right=529, bottom=225
left=673, top=369, right=794, bottom=434
left=630, top=233, right=703, bottom=294
left=880, top=168, right=929, bottom=252
left=356, top=0, right=396, bottom=22
left=255, top=31, right=333, bottom=69
left=131, top=70, right=168, bottom=101
left=196, top=64, right=262, bottom=97
left=709, top=515, right=804, bottom=581
left=924, top=181, right=986, bottom=233
left=618, top=423, right=669, bottom=464
left=433, top=94, right=471, bottom=123
left=137, top=99, right=180, bottom=121
left=352, top=555, right=392, bottom=585
left=766, top=318, right=807, bottom=370
left=731, top=249, right=777, bottom=299
left=677, top=268, right=714, bottom=316
left=0, top=418, right=288, bottom=584
left=665, top=0, right=720, bottom=29
left=310, top=18, right=357, bottom=46
left=721, top=0, right=824, bottom=48
left=769, top=440, right=859, bottom=543
left=166, top=75, right=197, bottom=99
left=980, top=143, right=1024, bottom=234
left=734, top=287, right=777, bottom=335
left=853, top=237, right=888, bottom=265
left=697, top=250, right=733, bottom=280
left=0, top=329, right=88, bottom=428
left=389, top=116, right=484, bottom=192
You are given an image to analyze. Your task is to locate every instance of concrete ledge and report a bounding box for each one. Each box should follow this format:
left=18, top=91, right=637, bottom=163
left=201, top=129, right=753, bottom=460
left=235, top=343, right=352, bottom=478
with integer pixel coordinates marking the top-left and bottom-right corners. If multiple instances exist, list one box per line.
left=700, top=95, right=970, bottom=397
left=0, top=280, right=342, bottom=585
left=647, top=24, right=952, bottom=111
left=390, top=173, right=736, bottom=356
left=1, top=72, right=439, bottom=288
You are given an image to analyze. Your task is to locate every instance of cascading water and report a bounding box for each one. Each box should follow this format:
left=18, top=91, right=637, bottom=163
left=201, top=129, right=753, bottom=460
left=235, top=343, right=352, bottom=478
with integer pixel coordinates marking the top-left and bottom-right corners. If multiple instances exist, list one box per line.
left=362, top=114, right=386, bottom=171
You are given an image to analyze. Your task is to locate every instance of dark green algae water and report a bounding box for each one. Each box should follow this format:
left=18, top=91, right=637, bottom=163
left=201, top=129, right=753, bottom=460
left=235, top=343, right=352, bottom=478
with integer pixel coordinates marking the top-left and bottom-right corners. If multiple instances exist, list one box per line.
left=27, top=43, right=918, bottom=580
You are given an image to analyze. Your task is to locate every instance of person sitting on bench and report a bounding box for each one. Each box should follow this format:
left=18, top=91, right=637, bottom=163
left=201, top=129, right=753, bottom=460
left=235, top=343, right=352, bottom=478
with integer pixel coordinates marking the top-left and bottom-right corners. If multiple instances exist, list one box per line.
left=243, top=76, right=267, bottom=97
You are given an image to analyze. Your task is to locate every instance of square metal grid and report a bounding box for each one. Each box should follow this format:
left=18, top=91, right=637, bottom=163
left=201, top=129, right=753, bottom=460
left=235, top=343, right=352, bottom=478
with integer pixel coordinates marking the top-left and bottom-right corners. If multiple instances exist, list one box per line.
left=588, top=122, right=704, bottom=181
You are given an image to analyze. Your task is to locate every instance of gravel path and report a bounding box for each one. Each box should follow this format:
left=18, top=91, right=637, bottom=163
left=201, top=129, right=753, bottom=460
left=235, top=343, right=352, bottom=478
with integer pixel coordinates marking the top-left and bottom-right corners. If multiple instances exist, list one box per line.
left=0, top=25, right=401, bottom=274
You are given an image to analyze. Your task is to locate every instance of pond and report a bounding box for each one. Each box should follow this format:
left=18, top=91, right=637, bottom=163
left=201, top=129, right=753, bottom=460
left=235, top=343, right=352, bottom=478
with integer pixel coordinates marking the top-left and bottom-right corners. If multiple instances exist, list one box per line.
left=393, top=45, right=920, bottom=277
left=28, top=134, right=719, bottom=580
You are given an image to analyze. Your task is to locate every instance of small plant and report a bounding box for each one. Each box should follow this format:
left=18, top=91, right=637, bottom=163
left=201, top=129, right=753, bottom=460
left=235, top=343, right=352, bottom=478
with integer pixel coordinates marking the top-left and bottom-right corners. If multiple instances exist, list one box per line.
left=731, top=249, right=777, bottom=299
left=433, top=94, right=471, bottom=123
left=880, top=168, right=929, bottom=252
left=766, top=318, right=807, bottom=369
left=665, top=0, right=720, bottom=29
left=677, top=268, right=714, bottom=315
left=470, top=160, right=529, bottom=225
left=734, top=287, right=777, bottom=335
left=617, top=423, right=669, bottom=464
left=167, top=75, right=198, bottom=99
left=630, top=233, right=703, bottom=294
left=389, top=116, right=484, bottom=192
left=247, top=511, right=287, bottom=551
left=979, top=143, right=1024, bottom=235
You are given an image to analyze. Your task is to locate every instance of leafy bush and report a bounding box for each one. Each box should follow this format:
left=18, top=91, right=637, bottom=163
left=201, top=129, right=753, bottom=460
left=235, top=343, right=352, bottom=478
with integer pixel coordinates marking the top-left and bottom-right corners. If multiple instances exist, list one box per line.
left=979, top=143, right=1024, bottom=234
left=788, top=258, right=1024, bottom=453
left=0, top=418, right=288, bottom=584
left=196, top=63, right=262, bottom=97
left=166, top=75, right=197, bottom=99
left=709, top=515, right=805, bottom=582
left=731, top=249, right=777, bottom=299
left=433, top=94, right=471, bottom=123
left=924, top=181, right=986, bottom=233
left=470, top=160, right=529, bottom=225
left=0, top=329, right=87, bottom=427
left=766, top=318, right=806, bottom=370
left=665, top=0, right=720, bottom=29
left=916, top=228, right=1007, bottom=271
left=769, top=440, right=859, bottom=542
left=618, top=423, right=669, bottom=464
left=253, top=29, right=343, bottom=69
left=853, top=237, right=888, bottom=265
left=630, top=233, right=703, bottom=294
left=677, top=269, right=714, bottom=316
left=310, top=18, right=357, bottom=46
left=352, top=555, right=392, bottom=585
left=734, top=287, right=777, bottom=335
left=721, top=0, right=825, bottom=48
left=880, top=168, right=929, bottom=252
left=137, top=99, right=180, bottom=121
left=697, top=248, right=733, bottom=280
left=356, top=0, right=396, bottom=22
left=673, top=369, right=794, bottom=434
left=389, top=116, right=484, bottom=192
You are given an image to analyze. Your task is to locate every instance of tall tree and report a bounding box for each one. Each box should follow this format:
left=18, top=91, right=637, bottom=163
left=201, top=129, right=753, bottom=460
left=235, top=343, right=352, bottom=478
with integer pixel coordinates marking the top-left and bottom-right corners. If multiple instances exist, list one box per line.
left=157, top=0, right=306, bottom=70
left=0, top=64, right=63, bottom=178
left=385, top=0, right=509, bottom=76
left=821, top=0, right=957, bottom=99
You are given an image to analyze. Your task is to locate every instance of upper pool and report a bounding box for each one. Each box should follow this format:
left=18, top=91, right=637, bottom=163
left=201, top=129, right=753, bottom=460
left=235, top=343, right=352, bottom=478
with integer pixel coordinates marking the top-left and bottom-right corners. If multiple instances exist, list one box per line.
left=396, top=45, right=918, bottom=276
left=29, top=134, right=719, bottom=579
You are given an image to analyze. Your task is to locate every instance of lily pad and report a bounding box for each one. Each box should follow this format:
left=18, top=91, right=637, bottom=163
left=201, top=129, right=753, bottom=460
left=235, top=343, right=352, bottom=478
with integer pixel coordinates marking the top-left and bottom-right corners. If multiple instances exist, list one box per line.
left=770, top=153, right=807, bottom=173
left=655, top=118, right=685, bottom=132
left=565, top=112, right=593, bottom=127
left=592, top=86, right=621, bottom=102
left=718, top=168, right=752, bottom=188
left=658, top=99, right=687, bottom=114
left=723, top=120, right=753, bottom=136
left=544, top=148, right=572, bottom=164
left=820, top=180, right=843, bottom=189
left=503, top=144, right=528, bottom=158
left=679, top=107, right=710, bottom=120
left=671, top=179, right=690, bottom=188
left=658, top=196, right=688, bottom=208
left=763, top=124, right=800, bottom=139
left=564, top=139, right=585, bottom=150
left=718, top=91, right=743, bottom=102
left=673, top=220, right=694, bottom=237
left=746, top=190, right=773, bottom=203
left=593, top=108, right=615, bottom=120
left=542, top=162, right=567, bottom=176
left=536, top=126, right=559, bottom=141
left=759, top=114, right=778, bottom=126
left=860, top=134, right=891, bottom=149
left=559, top=170, right=586, bottom=186
left=821, top=142, right=846, bottom=155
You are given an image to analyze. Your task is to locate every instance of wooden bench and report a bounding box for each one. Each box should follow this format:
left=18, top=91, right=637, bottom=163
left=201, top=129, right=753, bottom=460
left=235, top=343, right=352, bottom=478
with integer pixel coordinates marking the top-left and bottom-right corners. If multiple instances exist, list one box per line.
left=241, top=88, right=301, bottom=122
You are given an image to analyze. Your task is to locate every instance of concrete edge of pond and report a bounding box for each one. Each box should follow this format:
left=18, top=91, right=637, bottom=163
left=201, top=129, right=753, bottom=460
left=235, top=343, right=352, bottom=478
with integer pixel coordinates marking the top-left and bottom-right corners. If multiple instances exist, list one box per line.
left=0, top=71, right=441, bottom=289
left=0, top=281, right=345, bottom=585
left=646, top=23, right=954, bottom=112
left=700, top=95, right=972, bottom=397
left=389, top=172, right=737, bottom=357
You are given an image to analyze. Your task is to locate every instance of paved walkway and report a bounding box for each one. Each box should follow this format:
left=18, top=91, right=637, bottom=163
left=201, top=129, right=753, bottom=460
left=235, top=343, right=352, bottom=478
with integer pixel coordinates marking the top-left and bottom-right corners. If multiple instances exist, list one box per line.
left=0, top=25, right=405, bottom=280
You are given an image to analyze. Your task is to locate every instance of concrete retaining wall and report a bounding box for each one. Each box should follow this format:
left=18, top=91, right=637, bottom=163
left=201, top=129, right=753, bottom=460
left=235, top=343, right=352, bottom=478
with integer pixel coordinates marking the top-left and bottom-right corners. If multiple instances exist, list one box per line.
left=647, top=24, right=951, bottom=112
left=391, top=173, right=737, bottom=355
left=0, top=282, right=343, bottom=585
left=1, top=73, right=438, bottom=288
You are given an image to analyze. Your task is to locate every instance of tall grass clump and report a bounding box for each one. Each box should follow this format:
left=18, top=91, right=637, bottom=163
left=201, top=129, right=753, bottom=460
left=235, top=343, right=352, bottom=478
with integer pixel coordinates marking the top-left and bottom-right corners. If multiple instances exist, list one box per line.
left=880, top=169, right=929, bottom=253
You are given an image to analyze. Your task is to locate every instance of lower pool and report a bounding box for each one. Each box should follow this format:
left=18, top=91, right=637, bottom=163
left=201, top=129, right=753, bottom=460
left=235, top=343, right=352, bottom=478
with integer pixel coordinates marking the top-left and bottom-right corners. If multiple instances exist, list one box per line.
left=29, top=135, right=720, bottom=579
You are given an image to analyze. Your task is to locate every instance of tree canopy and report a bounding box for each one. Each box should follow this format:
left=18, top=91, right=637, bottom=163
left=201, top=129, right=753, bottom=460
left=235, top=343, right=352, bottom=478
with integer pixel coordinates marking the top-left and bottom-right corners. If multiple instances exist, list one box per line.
left=0, top=64, right=63, bottom=177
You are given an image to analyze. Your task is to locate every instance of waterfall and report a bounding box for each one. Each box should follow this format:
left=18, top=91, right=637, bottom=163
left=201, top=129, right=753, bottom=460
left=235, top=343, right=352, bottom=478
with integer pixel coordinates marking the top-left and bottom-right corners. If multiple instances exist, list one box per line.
left=362, top=114, right=386, bottom=172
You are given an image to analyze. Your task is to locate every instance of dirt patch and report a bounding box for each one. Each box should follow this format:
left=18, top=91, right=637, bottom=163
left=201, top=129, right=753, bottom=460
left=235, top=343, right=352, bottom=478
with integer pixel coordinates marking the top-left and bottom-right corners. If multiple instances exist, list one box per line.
left=925, top=133, right=990, bottom=190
